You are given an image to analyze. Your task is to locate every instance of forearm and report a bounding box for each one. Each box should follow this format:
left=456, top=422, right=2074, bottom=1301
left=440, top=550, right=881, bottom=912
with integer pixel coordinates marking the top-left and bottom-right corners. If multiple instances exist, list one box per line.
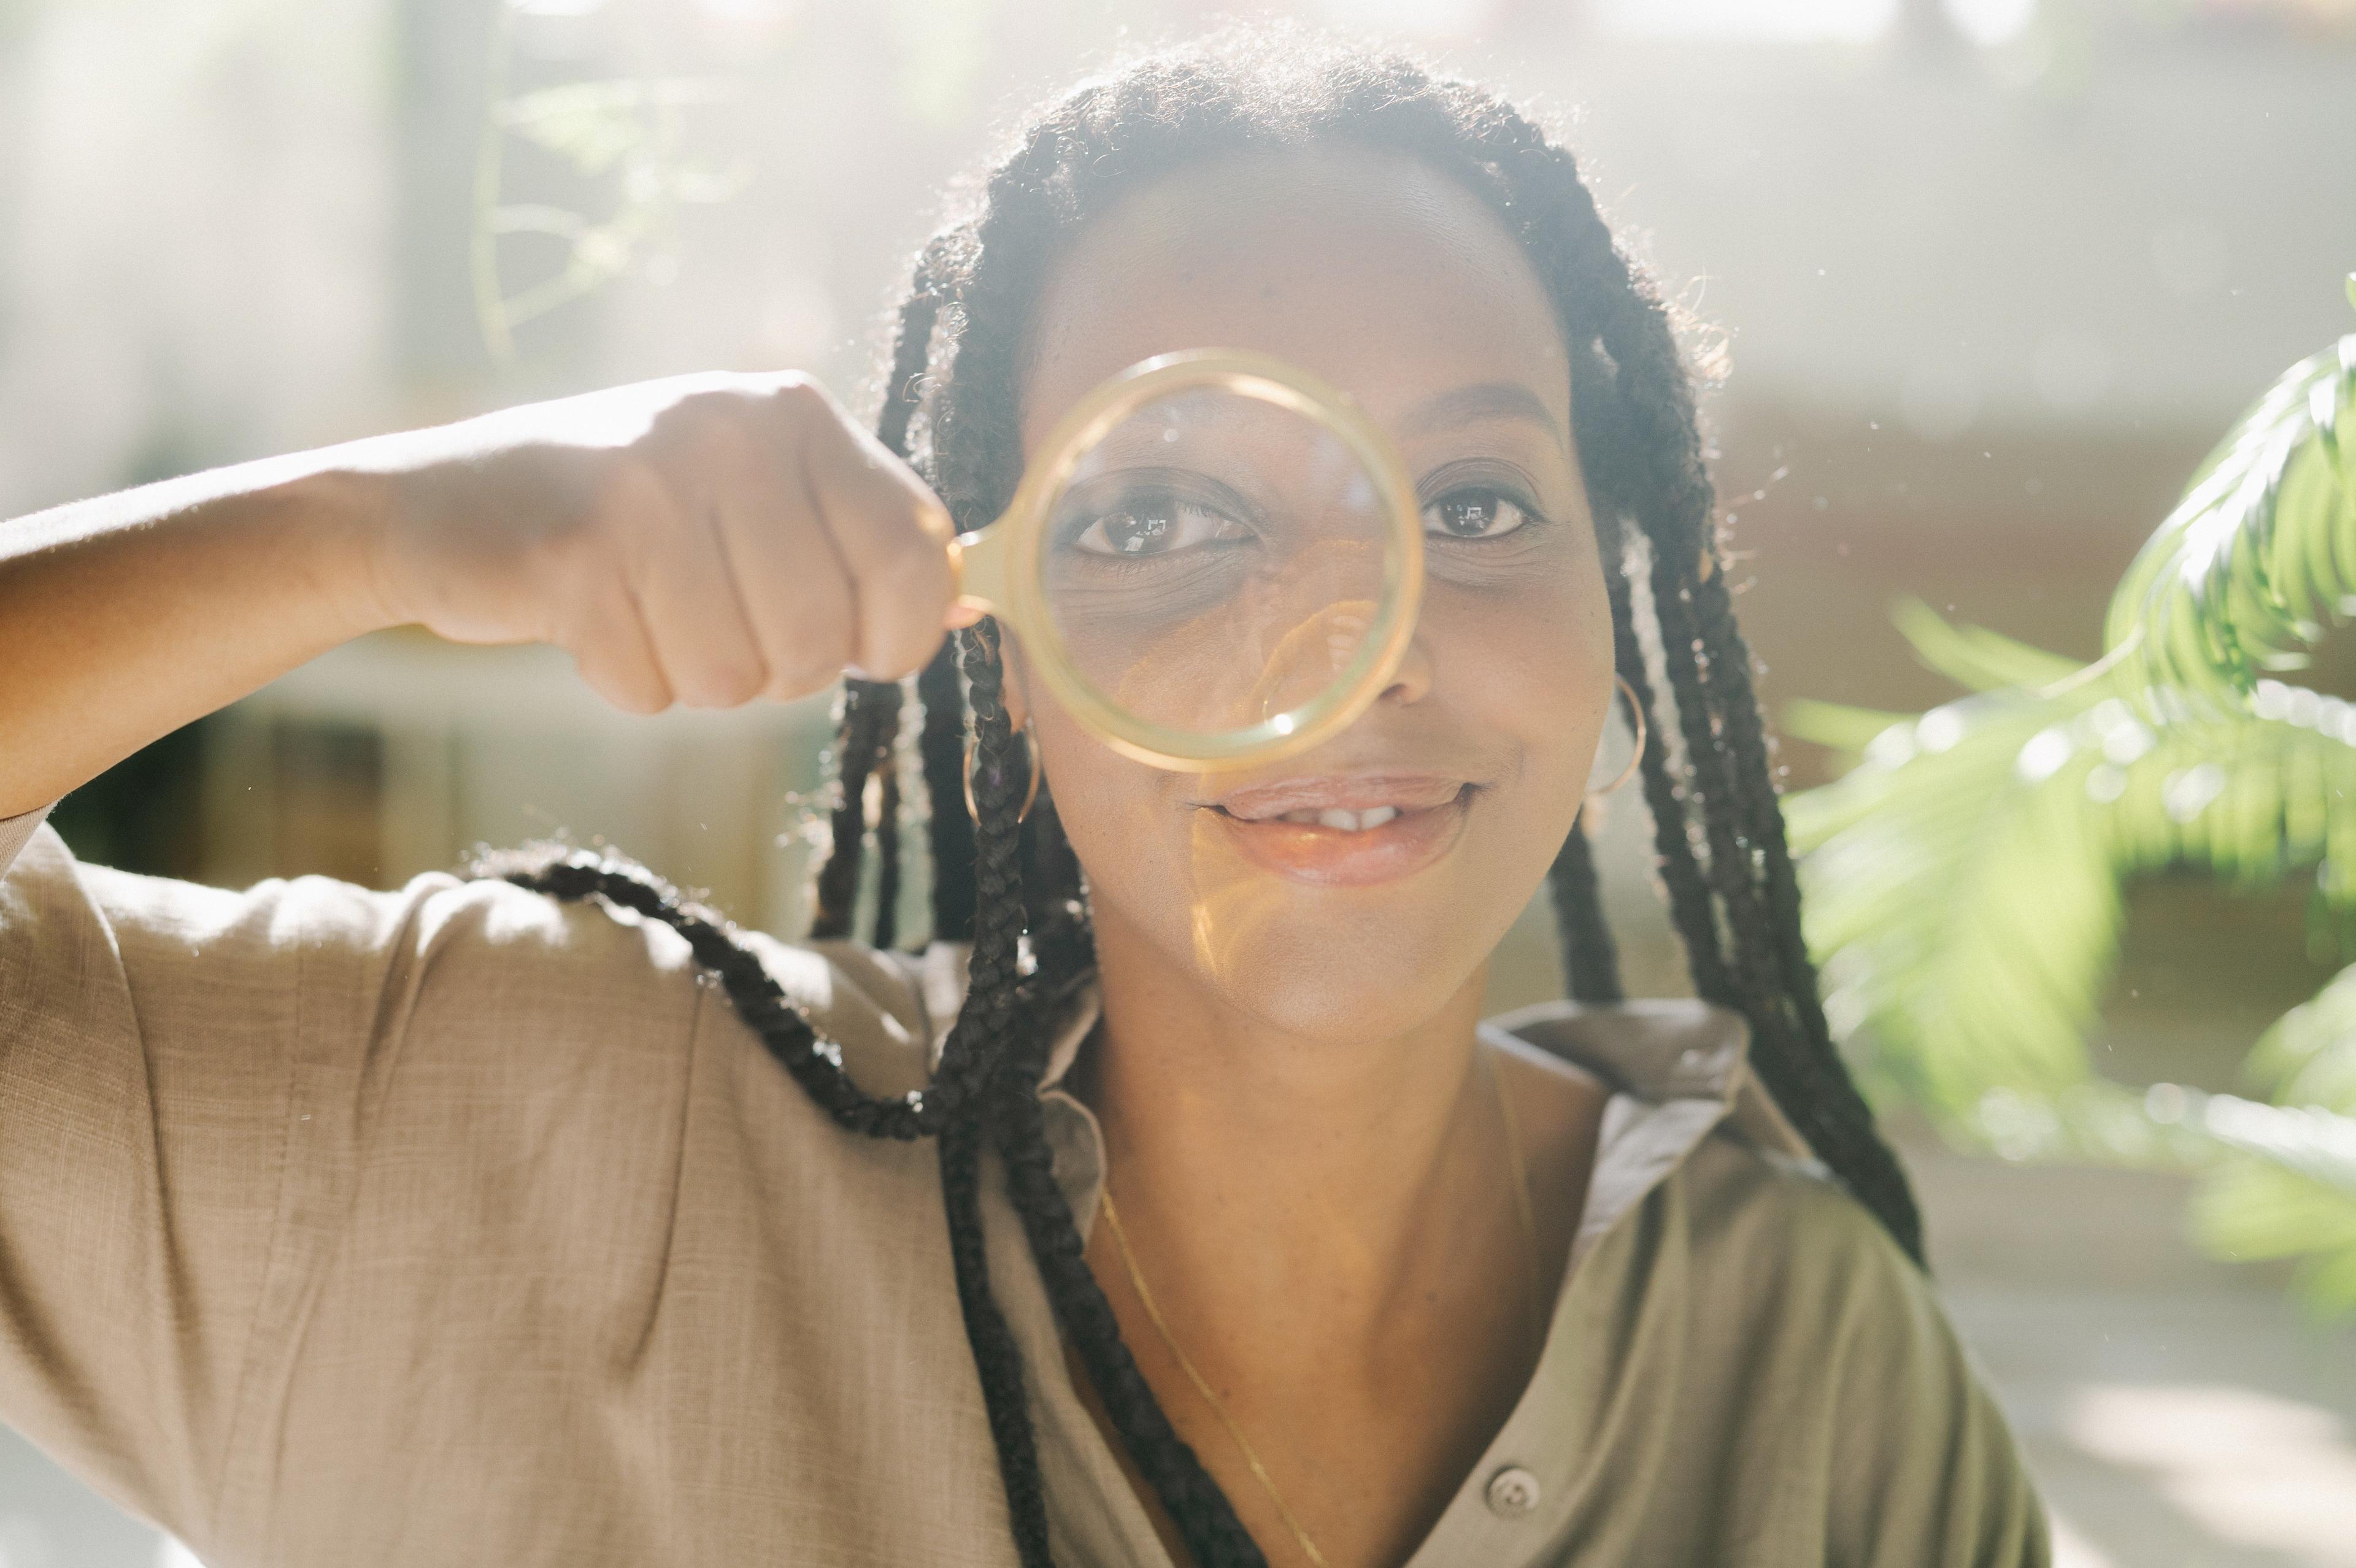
left=0, top=451, right=395, bottom=817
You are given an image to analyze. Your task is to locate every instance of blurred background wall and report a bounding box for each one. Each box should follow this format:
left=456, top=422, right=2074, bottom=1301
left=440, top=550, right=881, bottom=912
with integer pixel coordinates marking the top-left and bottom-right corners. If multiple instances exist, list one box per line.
left=4, top=0, right=2356, bottom=1562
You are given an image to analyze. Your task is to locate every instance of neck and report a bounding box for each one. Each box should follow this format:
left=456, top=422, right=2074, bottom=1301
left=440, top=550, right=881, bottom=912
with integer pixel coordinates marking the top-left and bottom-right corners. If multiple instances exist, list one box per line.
left=1069, top=909, right=1509, bottom=1369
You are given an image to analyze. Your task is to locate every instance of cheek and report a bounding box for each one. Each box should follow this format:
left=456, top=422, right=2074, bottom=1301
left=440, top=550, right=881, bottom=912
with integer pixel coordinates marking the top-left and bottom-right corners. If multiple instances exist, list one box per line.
left=1431, top=559, right=1614, bottom=789
left=1021, top=683, right=1172, bottom=882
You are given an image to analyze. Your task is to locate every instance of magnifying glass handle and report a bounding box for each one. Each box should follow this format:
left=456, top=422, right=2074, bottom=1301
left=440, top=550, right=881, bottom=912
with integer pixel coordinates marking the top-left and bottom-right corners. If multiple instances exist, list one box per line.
left=945, top=523, right=1009, bottom=628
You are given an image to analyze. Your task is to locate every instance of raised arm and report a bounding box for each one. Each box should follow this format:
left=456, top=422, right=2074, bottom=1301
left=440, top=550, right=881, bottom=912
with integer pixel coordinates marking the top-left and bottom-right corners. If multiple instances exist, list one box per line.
left=0, top=372, right=958, bottom=818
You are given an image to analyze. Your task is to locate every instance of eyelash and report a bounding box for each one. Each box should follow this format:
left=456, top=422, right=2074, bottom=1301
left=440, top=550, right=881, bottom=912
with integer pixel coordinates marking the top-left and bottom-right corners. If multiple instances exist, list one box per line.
left=1420, top=482, right=1550, bottom=542
left=1057, top=473, right=1553, bottom=556
left=1060, top=494, right=1245, bottom=558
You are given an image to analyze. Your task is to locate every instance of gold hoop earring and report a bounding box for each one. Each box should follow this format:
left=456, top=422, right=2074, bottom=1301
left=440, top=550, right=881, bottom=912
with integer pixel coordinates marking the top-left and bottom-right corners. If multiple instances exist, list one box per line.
left=963, top=721, right=1041, bottom=824
left=1593, top=674, right=1647, bottom=796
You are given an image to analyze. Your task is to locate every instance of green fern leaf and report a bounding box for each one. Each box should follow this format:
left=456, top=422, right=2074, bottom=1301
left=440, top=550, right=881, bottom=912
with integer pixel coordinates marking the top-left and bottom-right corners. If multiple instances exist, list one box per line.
left=2104, top=334, right=2356, bottom=699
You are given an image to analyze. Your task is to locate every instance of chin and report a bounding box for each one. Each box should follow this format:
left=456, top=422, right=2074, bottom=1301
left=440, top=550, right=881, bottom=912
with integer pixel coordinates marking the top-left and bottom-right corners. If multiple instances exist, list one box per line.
left=1214, top=947, right=1480, bottom=1045
left=1171, top=854, right=1495, bottom=1043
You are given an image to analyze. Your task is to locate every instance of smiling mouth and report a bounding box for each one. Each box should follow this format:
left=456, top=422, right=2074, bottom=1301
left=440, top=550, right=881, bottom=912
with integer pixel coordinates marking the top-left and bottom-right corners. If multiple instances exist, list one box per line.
left=1199, top=780, right=1476, bottom=885
left=1214, top=803, right=1407, bottom=831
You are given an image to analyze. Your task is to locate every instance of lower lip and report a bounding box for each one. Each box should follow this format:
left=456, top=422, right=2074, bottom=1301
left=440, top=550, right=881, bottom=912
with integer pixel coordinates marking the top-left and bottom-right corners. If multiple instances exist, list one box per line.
left=1206, top=791, right=1471, bottom=887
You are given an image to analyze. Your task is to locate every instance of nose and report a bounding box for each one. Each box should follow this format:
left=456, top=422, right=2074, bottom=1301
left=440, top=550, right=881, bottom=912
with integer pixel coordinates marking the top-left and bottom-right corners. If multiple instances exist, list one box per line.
left=1378, top=629, right=1433, bottom=707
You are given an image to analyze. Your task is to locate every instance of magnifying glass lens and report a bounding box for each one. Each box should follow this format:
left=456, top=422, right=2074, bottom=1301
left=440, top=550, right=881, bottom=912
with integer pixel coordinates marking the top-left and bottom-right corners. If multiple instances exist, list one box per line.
left=1038, top=384, right=1393, bottom=748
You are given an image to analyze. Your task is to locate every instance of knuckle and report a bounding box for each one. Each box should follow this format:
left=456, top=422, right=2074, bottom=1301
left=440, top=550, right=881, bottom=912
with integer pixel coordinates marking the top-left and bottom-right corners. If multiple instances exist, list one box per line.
left=757, top=373, right=835, bottom=436
left=768, top=371, right=829, bottom=410
left=647, top=379, right=772, bottom=461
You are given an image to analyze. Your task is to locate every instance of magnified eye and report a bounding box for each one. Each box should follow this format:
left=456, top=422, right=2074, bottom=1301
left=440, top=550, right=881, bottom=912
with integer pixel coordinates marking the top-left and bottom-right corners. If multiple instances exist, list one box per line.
left=1423, top=487, right=1531, bottom=541
left=1068, top=490, right=1250, bottom=557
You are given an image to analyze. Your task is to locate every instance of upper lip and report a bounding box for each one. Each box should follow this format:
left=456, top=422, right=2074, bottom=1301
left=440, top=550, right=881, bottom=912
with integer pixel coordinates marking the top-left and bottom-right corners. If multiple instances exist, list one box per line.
left=1200, top=772, right=1471, bottom=821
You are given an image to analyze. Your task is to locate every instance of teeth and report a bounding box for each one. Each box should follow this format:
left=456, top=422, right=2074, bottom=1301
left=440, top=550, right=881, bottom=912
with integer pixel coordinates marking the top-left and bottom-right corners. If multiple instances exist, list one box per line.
left=1257, top=805, right=1404, bottom=831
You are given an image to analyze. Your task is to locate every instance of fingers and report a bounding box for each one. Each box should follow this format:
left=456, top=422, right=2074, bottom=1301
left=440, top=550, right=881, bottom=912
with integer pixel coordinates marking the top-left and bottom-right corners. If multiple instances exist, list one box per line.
left=631, top=494, right=773, bottom=709
left=545, top=371, right=957, bottom=721
left=562, top=567, right=672, bottom=717
left=776, top=379, right=958, bottom=681
left=655, top=385, right=859, bottom=704
left=703, top=444, right=860, bottom=704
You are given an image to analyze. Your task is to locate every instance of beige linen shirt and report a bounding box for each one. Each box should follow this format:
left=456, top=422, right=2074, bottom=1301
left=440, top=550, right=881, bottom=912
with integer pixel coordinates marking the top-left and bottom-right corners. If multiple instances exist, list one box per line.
left=0, top=806, right=2049, bottom=1566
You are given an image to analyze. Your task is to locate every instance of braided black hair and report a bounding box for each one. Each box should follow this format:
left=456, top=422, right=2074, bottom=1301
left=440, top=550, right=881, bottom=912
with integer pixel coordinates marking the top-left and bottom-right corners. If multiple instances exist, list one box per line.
left=499, top=29, right=1922, bottom=1566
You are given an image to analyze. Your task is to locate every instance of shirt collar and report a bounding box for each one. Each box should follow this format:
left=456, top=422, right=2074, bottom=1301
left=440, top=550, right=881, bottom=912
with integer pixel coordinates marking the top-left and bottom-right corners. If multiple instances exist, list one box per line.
left=909, top=940, right=1819, bottom=1220
left=909, top=935, right=1806, bottom=1147
left=1476, top=997, right=1814, bottom=1165
left=1032, top=979, right=1804, bottom=1145
left=1026, top=974, right=1811, bottom=1174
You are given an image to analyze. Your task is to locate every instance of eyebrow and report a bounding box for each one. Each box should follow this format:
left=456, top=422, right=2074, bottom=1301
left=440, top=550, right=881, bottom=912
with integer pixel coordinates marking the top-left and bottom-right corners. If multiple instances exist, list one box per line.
left=1398, top=382, right=1566, bottom=450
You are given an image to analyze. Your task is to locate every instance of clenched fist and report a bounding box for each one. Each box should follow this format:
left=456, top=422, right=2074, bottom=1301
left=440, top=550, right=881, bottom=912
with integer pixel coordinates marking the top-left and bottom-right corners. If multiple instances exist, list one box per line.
left=368, top=372, right=959, bottom=714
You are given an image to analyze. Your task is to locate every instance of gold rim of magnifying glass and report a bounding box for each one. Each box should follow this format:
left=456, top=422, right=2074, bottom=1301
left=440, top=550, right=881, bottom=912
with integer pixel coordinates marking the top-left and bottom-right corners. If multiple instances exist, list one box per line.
left=950, top=348, right=1425, bottom=772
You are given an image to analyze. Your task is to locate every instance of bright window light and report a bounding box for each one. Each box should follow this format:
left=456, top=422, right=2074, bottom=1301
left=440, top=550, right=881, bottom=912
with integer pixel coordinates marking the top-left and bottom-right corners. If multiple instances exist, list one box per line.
left=1311, top=0, right=1501, bottom=33
left=1946, top=0, right=2039, bottom=45
left=1592, top=0, right=1899, bottom=42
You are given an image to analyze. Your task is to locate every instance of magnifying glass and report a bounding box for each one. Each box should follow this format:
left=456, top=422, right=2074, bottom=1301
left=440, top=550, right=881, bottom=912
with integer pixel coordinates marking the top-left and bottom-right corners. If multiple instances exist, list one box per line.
left=947, top=350, right=1425, bottom=771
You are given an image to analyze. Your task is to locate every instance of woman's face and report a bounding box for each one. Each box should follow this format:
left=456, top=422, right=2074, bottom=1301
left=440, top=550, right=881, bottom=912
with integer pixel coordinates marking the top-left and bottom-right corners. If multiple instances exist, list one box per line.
left=1009, top=145, right=1614, bottom=1043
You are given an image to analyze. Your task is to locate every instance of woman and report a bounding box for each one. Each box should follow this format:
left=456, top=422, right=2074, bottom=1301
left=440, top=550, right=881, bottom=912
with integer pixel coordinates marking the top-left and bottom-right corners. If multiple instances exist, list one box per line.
left=0, top=28, right=2049, bottom=1568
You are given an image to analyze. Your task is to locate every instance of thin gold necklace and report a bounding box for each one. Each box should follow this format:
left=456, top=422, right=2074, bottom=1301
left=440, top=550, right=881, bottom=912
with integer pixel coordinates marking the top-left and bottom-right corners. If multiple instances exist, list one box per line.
left=1095, top=1045, right=1544, bottom=1567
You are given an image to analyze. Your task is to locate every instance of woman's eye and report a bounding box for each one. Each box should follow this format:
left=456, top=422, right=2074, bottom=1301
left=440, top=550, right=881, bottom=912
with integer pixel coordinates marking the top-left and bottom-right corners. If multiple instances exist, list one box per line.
left=1422, top=488, right=1531, bottom=540
left=1068, top=494, right=1247, bottom=557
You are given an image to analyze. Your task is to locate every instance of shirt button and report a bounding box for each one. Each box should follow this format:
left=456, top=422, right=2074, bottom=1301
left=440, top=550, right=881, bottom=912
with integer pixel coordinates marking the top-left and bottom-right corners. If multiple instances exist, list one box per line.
left=1485, top=1464, right=1542, bottom=1518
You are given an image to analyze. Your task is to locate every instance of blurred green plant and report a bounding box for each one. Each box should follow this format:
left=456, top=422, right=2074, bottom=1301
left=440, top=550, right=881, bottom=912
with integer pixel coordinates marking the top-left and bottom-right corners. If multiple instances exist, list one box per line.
left=472, top=6, right=750, bottom=363
left=1785, top=276, right=2356, bottom=1316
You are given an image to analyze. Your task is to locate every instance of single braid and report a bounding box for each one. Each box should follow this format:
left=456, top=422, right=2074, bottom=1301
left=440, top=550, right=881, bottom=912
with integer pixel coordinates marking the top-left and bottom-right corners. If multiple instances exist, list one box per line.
left=878, top=236, right=953, bottom=462
left=871, top=693, right=906, bottom=950
left=939, top=1109, right=1055, bottom=1566
left=809, top=677, right=898, bottom=940
left=1550, top=812, right=1623, bottom=1005
left=1688, top=569, right=1925, bottom=1255
left=918, top=636, right=977, bottom=942
left=917, top=615, right=1068, bottom=1536
left=1609, top=540, right=1739, bottom=1008
left=1021, top=790, right=1095, bottom=991
left=990, top=1077, right=1269, bottom=1567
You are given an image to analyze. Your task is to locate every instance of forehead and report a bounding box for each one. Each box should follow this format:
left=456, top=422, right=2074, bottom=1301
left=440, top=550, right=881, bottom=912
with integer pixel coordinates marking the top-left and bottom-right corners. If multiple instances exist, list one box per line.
left=1018, top=145, right=1572, bottom=451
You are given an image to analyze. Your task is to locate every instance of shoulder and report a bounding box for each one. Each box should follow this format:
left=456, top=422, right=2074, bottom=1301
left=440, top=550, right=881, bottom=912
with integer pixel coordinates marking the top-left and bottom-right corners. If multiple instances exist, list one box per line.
left=1673, top=1131, right=1938, bottom=1355
left=5, top=821, right=938, bottom=1100
left=1666, top=1137, right=2050, bottom=1562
